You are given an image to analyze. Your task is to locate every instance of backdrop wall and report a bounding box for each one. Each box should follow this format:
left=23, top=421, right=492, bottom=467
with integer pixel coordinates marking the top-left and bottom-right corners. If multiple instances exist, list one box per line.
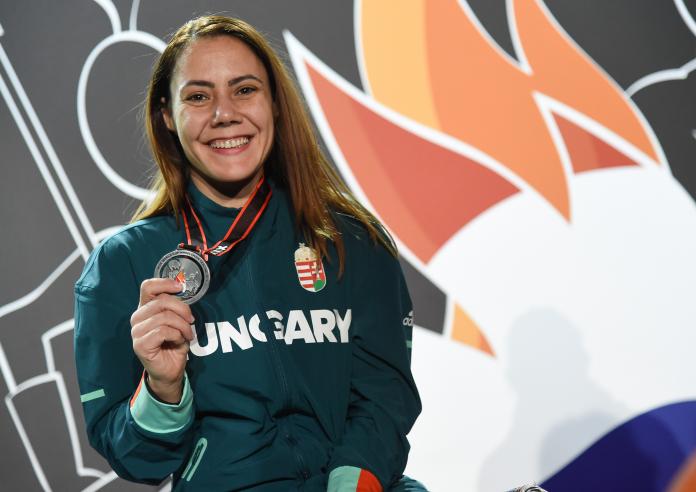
left=1, top=1, right=695, bottom=490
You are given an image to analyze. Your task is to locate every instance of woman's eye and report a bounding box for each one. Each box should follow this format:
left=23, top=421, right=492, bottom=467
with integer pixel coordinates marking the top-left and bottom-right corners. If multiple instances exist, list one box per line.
left=237, top=86, right=257, bottom=96
left=185, top=93, right=207, bottom=102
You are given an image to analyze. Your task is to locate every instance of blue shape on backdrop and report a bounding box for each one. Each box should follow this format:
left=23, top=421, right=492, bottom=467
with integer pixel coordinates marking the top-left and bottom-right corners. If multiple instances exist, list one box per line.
left=542, top=401, right=696, bottom=492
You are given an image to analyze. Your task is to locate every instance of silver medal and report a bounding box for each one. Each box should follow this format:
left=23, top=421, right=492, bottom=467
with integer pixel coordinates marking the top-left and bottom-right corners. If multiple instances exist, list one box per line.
left=154, top=249, right=210, bottom=304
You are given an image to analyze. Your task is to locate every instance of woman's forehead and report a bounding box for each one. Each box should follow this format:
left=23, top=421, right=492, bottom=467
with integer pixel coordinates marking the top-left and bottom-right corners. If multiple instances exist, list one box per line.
left=173, top=36, right=267, bottom=82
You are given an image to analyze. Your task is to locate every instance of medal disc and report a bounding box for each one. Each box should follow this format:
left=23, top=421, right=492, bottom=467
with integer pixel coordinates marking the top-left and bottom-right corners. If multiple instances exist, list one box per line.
left=154, top=249, right=210, bottom=304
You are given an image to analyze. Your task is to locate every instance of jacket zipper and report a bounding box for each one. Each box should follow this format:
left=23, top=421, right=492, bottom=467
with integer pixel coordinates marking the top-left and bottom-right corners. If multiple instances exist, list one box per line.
left=244, top=256, right=291, bottom=409
left=245, top=250, right=311, bottom=481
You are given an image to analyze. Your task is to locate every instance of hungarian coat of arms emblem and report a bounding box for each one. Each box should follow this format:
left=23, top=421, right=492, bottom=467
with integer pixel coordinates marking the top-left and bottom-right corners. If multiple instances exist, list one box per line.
left=294, top=243, right=326, bottom=292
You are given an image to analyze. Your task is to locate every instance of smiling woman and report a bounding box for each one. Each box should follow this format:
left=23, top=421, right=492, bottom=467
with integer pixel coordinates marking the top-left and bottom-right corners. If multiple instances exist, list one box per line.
left=73, top=15, right=424, bottom=492
left=161, top=36, right=275, bottom=207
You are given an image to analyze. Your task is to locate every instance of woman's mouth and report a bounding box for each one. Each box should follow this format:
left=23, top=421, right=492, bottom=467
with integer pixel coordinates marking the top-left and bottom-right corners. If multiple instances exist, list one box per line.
left=209, top=136, right=251, bottom=150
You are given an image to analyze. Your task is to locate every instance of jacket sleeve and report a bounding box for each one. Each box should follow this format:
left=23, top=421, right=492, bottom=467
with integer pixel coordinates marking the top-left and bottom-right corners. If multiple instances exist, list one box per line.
left=74, top=237, right=196, bottom=484
left=327, top=241, right=422, bottom=491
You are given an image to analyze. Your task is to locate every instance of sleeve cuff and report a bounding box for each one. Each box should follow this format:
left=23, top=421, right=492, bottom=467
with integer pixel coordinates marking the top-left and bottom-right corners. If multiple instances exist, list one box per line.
left=328, top=466, right=383, bottom=492
left=129, top=373, right=193, bottom=434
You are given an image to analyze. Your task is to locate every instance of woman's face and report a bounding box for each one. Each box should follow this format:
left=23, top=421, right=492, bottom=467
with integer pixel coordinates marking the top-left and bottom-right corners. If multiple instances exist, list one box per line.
left=163, top=36, right=275, bottom=202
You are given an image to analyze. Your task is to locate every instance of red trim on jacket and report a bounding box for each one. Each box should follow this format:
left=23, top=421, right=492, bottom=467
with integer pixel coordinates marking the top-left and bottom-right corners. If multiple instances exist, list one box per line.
left=357, top=468, right=382, bottom=492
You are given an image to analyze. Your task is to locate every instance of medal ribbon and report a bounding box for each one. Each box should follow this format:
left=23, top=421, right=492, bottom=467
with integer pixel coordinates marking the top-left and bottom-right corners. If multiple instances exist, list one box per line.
left=180, top=176, right=272, bottom=261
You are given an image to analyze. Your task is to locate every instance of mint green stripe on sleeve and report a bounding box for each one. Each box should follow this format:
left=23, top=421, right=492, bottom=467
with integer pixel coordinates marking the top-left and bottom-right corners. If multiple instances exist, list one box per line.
left=406, top=340, right=413, bottom=348
left=130, top=375, right=193, bottom=434
left=327, top=466, right=361, bottom=492
left=80, top=389, right=105, bottom=403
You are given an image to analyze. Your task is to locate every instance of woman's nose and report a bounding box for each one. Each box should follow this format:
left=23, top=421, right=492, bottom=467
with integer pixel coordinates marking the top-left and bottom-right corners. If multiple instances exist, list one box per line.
left=212, top=99, right=241, bottom=126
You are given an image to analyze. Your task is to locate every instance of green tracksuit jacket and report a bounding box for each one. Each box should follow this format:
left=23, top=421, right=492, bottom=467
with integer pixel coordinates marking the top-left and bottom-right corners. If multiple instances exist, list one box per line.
left=74, top=181, right=421, bottom=491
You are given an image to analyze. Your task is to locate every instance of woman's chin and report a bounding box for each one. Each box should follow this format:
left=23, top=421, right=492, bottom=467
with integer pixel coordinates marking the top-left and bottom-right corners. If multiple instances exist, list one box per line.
left=193, top=165, right=262, bottom=186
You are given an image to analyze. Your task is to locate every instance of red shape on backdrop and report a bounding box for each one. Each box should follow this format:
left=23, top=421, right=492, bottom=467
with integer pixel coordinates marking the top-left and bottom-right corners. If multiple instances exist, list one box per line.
left=554, top=114, right=639, bottom=174
left=306, top=64, right=519, bottom=264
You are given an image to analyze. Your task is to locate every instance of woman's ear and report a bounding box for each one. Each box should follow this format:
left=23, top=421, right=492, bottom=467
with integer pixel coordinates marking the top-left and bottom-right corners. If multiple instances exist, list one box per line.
left=161, top=97, right=175, bottom=132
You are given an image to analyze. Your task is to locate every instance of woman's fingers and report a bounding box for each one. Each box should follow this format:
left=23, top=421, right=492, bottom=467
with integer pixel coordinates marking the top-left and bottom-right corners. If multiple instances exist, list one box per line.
left=136, top=325, right=187, bottom=350
left=133, top=326, right=189, bottom=369
left=138, top=278, right=185, bottom=306
left=133, top=326, right=188, bottom=384
left=130, top=278, right=195, bottom=383
left=130, top=294, right=194, bottom=332
left=131, top=309, right=194, bottom=342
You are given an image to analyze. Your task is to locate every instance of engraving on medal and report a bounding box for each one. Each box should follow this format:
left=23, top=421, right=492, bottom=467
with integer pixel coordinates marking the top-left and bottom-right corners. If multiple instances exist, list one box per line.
left=154, top=249, right=211, bottom=304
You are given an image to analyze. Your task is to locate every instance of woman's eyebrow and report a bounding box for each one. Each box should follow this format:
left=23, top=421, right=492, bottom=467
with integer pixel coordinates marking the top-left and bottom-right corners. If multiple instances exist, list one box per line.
left=182, top=79, right=214, bottom=89
left=181, top=75, right=263, bottom=90
left=228, top=75, right=263, bottom=86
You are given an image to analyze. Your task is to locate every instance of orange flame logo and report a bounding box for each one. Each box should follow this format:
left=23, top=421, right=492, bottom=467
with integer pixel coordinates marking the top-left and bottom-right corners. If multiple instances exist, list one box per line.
left=285, top=0, right=667, bottom=356
left=360, top=0, right=663, bottom=213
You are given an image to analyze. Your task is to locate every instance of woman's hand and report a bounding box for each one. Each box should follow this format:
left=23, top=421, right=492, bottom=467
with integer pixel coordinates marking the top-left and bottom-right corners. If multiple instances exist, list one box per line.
left=130, top=278, right=195, bottom=403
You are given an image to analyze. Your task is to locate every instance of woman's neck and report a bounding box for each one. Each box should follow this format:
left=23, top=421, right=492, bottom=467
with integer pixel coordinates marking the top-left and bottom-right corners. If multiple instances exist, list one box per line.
left=189, top=170, right=262, bottom=208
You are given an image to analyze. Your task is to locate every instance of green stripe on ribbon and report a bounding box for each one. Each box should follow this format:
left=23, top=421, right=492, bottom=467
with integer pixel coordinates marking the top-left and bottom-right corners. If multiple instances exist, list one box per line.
left=80, top=389, right=105, bottom=403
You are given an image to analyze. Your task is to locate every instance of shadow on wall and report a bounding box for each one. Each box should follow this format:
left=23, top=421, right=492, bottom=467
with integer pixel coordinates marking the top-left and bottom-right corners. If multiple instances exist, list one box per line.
left=477, top=309, right=628, bottom=491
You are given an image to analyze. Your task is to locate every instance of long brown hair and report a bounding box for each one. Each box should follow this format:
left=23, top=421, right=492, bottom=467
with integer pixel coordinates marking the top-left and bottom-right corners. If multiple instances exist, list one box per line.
left=132, top=15, right=396, bottom=274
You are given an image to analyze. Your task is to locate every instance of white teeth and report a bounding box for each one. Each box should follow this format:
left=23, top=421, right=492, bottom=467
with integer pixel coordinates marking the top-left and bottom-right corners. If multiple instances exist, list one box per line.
left=210, top=137, right=250, bottom=149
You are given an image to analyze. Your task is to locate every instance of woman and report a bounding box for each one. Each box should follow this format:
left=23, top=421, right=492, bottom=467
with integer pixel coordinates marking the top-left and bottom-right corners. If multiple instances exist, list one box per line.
left=74, top=15, right=422, bottom=492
